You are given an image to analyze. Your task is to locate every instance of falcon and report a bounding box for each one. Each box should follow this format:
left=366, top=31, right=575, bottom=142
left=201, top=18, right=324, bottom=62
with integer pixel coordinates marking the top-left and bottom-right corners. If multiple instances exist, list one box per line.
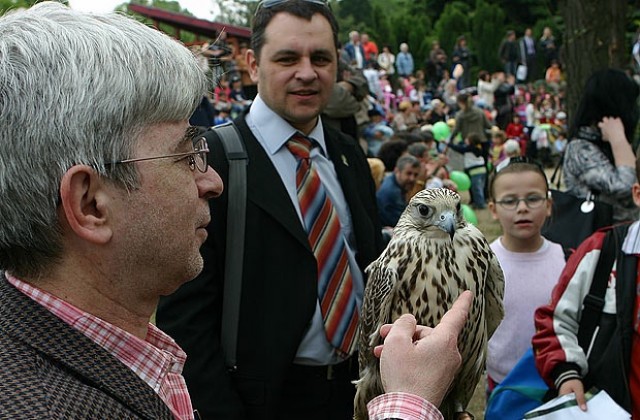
left=354, top=188, right=504, bottom=420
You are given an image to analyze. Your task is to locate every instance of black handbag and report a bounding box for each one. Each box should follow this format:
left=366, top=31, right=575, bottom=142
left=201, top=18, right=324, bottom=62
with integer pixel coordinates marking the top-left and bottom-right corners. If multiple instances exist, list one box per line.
left=541, top=156, right=613, bottom=258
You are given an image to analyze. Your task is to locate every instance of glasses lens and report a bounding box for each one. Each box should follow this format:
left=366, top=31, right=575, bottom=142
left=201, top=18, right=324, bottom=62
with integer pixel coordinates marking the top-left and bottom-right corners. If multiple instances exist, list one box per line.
left=499, top=198, right=518, bottom=210
left=526, top=196, right=545, bottom=208
left=498, top=196, right=546, bottom=210
left=194, top=137, right=208, bottom=173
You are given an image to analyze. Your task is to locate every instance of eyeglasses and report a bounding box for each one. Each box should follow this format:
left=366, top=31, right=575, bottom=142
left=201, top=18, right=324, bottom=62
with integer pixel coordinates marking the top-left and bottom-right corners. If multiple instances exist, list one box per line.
left=494, top=195, right=547, bottom=210
left=108, top=136, right=209, bottom=173
left=256, top=0, right=329, bottom=13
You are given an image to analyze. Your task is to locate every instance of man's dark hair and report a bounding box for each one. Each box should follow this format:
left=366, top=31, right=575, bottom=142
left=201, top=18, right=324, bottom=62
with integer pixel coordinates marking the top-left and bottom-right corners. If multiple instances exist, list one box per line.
left=467, top=133, right=484, bottom=146
left=407, top=143, right=428, bottom=159
left=378, top=139, right=408, bottom=172
left=251, top=0, right=339, bottom=63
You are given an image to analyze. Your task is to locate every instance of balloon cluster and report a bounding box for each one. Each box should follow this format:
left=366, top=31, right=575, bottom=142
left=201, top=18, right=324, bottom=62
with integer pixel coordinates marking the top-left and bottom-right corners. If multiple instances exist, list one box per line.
left=448, top=171, right=478, bottom=225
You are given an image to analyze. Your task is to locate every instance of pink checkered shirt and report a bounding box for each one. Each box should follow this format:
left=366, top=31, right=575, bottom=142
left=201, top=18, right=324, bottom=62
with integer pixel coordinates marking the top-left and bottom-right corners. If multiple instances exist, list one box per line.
left=367, top=392, right=443, bottom=420
left=7, top=274, right=193, bottom=420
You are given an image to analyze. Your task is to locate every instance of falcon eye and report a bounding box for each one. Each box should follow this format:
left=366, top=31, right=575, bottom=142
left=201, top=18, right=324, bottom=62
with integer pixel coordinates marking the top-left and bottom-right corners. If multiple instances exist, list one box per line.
left=417, top=204, right=430, bottom=216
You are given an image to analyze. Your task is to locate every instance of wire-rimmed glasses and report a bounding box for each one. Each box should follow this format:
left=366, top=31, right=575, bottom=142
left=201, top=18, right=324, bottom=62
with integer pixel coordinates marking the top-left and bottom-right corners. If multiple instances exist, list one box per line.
left=108, top=136, right=209, bottom=173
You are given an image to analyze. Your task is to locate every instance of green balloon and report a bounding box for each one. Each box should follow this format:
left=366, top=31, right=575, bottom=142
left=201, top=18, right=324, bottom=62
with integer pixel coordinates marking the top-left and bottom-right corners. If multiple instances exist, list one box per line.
left=449, top=170, right=471, bottom=192
left=432, top=121, right=450, bottom=141
left=461, top=204, right=478, bottom=225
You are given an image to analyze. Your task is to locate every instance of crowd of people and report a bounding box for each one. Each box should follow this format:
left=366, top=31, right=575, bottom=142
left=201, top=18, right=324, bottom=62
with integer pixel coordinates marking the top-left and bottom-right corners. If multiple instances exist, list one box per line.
left=194, top=24, right=590, bottom=230
left=2, top=1, right=640, bottom=420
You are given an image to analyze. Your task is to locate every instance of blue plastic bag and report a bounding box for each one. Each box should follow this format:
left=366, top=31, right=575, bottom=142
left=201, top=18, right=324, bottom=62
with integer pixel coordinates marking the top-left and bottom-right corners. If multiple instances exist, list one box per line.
left=485, top=348, right=549, bottom=420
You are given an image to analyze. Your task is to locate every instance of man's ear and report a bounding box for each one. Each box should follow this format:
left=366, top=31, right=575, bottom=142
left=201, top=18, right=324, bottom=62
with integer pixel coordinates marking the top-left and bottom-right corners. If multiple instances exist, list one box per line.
left=58, top=165, right=113, bottom=245
left=632, top=182, right=640, bottom=208
left=247, top=49, right=259, bottom=83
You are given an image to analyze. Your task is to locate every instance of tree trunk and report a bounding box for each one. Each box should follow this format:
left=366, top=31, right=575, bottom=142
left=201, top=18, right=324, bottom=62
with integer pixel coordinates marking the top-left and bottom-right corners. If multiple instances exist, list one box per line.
left=560, top=0, right=627, bottom=121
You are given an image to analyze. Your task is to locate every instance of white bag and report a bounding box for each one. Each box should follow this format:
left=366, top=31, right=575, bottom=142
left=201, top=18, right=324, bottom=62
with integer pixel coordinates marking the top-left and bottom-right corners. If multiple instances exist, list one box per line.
left=516, top=64, right=528, bottom=81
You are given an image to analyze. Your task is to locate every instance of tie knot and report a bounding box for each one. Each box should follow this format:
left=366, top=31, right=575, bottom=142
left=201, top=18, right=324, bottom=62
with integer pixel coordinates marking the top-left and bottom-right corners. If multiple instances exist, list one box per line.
left=287, top=135, right=314, bottom=160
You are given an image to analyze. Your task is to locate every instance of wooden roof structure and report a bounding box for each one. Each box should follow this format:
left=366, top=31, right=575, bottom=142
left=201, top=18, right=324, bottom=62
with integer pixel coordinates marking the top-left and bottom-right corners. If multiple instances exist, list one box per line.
left=127, top=3, right=251, bottom=43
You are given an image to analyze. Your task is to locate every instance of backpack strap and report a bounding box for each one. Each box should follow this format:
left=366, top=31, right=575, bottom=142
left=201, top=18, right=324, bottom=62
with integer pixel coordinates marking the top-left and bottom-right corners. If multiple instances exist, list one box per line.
left=548, top=153, right=563, bottom=189
left=577, top=224, right=630, bottom=353
left=211, top=122, right=248, bottom=371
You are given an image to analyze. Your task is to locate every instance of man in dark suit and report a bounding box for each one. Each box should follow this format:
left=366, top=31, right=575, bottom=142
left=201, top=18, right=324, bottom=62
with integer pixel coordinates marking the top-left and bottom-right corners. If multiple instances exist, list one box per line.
left=0, top=3, right=223, bottom=417
left=157, top=1, right=384, bottom=419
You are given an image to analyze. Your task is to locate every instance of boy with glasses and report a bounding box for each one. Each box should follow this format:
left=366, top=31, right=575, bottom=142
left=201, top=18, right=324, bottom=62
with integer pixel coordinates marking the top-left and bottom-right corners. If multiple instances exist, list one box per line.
left=486, top=159, right=565, bottom=395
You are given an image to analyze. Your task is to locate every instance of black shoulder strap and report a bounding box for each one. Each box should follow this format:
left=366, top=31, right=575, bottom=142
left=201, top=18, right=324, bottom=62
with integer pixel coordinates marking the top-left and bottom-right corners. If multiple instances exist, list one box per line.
left=212, top=122, right=248, bottom=371
left=577, top=224, right=630, bottom=352
left=549, top=153, right=563, bottom=189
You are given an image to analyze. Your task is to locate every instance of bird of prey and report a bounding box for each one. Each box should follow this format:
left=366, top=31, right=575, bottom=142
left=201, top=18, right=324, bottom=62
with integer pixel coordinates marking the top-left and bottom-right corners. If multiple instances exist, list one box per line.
left=354, top=188, right=504, bottom=420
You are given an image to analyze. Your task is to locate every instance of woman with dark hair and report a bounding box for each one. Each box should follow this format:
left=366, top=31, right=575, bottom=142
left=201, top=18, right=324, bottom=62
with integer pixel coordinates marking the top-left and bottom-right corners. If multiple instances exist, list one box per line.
left=563, top=68, right=640, bottom=222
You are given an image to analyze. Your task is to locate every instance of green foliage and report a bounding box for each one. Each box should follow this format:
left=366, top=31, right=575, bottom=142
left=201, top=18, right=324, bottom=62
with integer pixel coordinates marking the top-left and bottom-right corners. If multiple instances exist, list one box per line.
left=434, top=2, right=471, bottom=58
left=0, top=0, right=65, bottom=14
left=471, top=0, right=505, bottom=72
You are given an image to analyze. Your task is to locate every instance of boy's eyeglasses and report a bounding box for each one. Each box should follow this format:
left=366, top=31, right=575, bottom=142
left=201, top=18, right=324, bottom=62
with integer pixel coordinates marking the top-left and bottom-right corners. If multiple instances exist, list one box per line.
left=495, top=195, right=547, bottom=210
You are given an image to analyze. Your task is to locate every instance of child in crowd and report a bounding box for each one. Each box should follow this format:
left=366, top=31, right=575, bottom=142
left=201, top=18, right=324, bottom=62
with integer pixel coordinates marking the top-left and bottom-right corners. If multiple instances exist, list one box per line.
left=447, top=132, right=489, bottom=208
left=213, top=106, right=232, bottom=126
left=490, top=129, right=507, bottom=169
left=553, top=130, right=567, bottom=155
left=213, top=76, right=232, bottom=111
left=486, top=158, right=566, bottom=394
left=505, top=114, right=526, bottom=155
left=495, top=139, right=522, bottom=172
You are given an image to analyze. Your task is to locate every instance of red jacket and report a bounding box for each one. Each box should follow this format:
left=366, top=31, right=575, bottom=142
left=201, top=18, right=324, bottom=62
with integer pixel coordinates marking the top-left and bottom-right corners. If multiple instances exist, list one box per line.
left=533, top=223, right=639, bottom=417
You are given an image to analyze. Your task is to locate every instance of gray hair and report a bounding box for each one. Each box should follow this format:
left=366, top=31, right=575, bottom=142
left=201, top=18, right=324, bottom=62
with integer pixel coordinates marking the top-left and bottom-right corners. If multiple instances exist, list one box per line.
left=0, top=2, right=207, bottom=277
left=395, top=155, right=420, bottom=171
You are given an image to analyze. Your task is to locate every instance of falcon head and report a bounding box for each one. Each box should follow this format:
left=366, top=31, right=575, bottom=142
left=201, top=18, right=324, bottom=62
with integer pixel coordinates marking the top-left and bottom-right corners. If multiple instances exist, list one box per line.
left=396, top=188, right=465, bottom=240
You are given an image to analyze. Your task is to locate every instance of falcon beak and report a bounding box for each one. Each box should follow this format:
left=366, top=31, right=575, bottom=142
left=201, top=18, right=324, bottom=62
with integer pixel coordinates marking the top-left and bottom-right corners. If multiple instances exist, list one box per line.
left=436, top=211, right=456, bottom=240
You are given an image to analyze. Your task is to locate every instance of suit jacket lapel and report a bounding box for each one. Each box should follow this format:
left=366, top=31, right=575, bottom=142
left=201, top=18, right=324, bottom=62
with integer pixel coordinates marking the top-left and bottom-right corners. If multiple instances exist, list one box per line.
left=235, top=118, right=311, bottom=252
left=323, top=128, right=361, bottom=226
left=0, top=277, right=173, bottom=420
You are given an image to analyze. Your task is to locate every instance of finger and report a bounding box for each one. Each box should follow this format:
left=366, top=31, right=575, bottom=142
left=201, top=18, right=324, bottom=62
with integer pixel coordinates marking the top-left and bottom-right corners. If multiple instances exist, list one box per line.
left=373, top=345, right=383, bottom=358
left=436, top=291, right=472, bottom=335
left=383, top=314, right=418, bottom=342
left=413, top=324, right=433, bottom=340
left=379, top=323, right=393, bottom=338
left=575, top=390, right=588, bottom=411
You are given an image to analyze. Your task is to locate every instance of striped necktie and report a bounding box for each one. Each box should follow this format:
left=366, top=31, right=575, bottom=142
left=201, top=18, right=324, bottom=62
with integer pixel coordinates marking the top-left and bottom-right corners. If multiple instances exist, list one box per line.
left=286, top=134, right=359, bottom=357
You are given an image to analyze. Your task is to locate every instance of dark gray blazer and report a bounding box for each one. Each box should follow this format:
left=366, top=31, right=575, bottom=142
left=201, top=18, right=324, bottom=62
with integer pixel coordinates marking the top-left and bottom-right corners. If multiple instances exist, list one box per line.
left=0, top=276, right=174, bottom=419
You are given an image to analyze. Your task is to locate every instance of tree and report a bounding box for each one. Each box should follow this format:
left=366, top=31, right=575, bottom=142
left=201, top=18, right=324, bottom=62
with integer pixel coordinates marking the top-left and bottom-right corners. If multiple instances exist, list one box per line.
left=560, top=0, right=628, bottom=120
left=471, top=0, right=505, bottom=72
left=434, top=2, right=470, bottom=63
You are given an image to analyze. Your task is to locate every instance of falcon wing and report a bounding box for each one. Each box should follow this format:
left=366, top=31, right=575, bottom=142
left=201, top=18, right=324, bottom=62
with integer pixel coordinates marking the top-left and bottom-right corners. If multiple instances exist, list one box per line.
left=484, top=247, right=505, bottom=339
left=358, top=252, right=399, bottom=370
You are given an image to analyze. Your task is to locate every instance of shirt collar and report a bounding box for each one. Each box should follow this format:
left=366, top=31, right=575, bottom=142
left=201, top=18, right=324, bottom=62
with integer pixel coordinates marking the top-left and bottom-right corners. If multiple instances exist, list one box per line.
left=5, top=273, right=187, bottom=393
left=622, top=220, right=640, bottom=255
left=248, top=94, right=328, bottom=156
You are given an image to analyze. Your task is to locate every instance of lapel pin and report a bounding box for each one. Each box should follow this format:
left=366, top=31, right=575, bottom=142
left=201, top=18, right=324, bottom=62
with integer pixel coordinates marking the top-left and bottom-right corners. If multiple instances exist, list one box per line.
left=341, top=155, right=349, bottom=166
